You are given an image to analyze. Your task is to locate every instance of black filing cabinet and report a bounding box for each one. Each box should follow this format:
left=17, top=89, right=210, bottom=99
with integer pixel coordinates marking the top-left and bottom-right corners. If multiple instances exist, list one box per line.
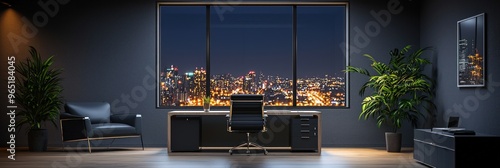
left=291, top=115, right=318, bottom=151
left=171, top=116, right=201, bottom=152
left=414, top=129, right=500, bottom=168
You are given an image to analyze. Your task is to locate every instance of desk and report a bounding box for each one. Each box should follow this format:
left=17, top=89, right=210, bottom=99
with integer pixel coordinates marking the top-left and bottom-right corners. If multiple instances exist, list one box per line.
left=413, top=129, right=500, bottom=168
left=167, top=110, right=321, bottom=155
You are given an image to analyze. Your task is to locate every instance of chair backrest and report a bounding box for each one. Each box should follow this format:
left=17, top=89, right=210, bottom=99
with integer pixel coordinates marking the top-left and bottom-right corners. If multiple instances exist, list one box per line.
left=229, top=94, right=264, bottom=132
left=65, top=102, right=111, bottom=124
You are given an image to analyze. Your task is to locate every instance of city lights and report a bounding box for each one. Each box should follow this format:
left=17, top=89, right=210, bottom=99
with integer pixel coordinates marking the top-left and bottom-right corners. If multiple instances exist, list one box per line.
left=160, top=65, right=345, bottom=107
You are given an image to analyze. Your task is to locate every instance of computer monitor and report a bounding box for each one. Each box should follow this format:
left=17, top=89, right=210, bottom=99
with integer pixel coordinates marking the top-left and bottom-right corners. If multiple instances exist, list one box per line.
left=447, top=116, right=460, bottom=128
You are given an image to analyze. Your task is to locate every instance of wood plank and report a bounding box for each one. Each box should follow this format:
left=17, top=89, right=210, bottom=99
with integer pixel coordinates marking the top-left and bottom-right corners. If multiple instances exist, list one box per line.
left=0, top=147, right=426, bottom=167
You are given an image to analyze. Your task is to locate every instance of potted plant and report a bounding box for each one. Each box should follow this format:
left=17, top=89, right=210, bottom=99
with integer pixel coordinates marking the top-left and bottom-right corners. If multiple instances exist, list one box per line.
left=345, top=45, right=435, bottom=152
left=203, top=96, right=211, bottom=112
left=15, top=46, right=63, bottom=152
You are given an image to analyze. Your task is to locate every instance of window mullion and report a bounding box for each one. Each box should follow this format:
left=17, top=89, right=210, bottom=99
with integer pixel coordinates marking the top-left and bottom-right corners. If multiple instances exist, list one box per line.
left=292, top=5, right=297, bottom=107
left=206, top=5, right=211, bottom=98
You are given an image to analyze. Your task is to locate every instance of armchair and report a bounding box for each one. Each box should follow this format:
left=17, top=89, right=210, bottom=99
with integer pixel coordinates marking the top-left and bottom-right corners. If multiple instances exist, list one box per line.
left=227, top=94, right=268, bottom=155
left=59, top=102, right=143, bottom=153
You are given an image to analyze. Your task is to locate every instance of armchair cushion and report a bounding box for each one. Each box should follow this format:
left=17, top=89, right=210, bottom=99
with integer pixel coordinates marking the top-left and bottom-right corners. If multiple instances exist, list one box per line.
left=91, top=123, right=138, bottom=138
left=65, top=102, right=110, bottom=124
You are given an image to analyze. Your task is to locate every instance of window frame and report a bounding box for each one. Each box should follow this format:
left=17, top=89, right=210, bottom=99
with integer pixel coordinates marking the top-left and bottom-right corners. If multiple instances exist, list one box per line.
left=156, top=2, right=350, bottom=109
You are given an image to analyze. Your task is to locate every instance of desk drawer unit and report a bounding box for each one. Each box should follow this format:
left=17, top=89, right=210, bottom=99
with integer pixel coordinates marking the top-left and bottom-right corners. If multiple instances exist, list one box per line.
left=291, top=116, right=318, bottom=151
left=171, top=116, right=201, bottom=152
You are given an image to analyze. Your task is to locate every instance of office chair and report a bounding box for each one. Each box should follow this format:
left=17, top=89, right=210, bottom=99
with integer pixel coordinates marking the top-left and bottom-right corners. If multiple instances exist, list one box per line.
left=227, top=94, right=268, bottom=155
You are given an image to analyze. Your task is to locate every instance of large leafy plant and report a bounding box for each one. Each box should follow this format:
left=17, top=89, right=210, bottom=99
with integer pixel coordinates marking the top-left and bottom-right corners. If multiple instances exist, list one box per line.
left=15, top=46, right=63, bottom=130
left=346, top=45, right=435, bottom=132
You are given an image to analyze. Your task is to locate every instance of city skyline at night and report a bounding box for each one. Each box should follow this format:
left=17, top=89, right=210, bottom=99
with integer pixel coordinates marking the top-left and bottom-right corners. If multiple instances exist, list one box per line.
left=160, top=65, right=346, bottom=107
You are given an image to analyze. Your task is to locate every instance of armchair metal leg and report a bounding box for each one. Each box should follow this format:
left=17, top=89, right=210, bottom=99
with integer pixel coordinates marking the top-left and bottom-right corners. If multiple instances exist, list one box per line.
left=59, top=120, right=65, bottom=152
left=140, top=135, right=144, bottom=150
left=87, top=138, right=92, bottom=153
left=61, top=141, right=65, bottom=152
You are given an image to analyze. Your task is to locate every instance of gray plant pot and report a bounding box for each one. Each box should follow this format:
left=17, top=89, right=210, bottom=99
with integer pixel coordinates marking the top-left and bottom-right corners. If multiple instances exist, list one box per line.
left=203, top=103, right=210, bottom=112
left=28, top=129, right=48, bottom=152
left=385, top=132, right=402, bottom=152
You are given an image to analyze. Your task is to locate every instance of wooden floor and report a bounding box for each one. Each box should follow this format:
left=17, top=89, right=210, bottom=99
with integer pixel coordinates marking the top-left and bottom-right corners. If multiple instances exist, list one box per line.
left=1, top=147, right=427, bottom=168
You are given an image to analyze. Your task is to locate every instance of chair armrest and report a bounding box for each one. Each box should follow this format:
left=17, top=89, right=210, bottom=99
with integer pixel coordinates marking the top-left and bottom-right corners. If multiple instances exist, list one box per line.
left=110, top=114, right=142, bottom=134
left=60, top=112, right=85, bottom=120
left=60, top=113, right=92, bottom=141
left=110, top=114, right=140, bottom=126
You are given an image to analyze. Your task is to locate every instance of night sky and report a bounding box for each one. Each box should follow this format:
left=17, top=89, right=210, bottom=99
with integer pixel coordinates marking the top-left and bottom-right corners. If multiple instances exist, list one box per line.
left=160, top=6, right=346, bottom=78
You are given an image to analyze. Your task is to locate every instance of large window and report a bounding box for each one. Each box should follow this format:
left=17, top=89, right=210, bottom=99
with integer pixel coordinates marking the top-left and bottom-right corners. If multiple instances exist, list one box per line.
left=296, top=6, right=346, bottom=107
left=157, top=2, right=348, bottom=108
left=159, top=6, right=206, bottom=106
left=210, top=6, right=293, bottom=106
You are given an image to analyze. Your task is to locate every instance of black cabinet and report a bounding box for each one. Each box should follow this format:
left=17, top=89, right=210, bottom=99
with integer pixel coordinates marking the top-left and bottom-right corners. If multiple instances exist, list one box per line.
left=413, top=129, right=500, bottom=168
left=291, top=115, right=318, bottom=151
left=171, top=116, right=201, bottom=152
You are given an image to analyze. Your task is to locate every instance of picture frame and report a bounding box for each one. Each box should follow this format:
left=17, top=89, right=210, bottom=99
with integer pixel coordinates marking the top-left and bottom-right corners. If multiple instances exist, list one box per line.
left=457, top=13, right=485, bottom=87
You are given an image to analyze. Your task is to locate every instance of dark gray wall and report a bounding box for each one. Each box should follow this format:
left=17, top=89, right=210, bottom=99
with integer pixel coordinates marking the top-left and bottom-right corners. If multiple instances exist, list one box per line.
left=325, top=0, right=421, bottom=147
left=0, top=0, right=422, bottom=148
left=420, top=0, right=500, bottom=135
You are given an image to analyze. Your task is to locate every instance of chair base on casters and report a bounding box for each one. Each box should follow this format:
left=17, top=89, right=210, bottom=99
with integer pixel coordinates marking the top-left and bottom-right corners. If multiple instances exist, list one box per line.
left=229, top=133, right=268, bottom=155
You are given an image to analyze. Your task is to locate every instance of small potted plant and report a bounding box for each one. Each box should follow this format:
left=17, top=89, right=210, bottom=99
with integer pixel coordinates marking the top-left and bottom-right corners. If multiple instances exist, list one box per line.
left=203, top=96, right=211, bottom=112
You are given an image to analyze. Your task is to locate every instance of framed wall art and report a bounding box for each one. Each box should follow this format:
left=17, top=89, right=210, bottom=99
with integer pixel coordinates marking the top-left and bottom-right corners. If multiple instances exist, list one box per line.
left=457, top=13, right=485, bottom=87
